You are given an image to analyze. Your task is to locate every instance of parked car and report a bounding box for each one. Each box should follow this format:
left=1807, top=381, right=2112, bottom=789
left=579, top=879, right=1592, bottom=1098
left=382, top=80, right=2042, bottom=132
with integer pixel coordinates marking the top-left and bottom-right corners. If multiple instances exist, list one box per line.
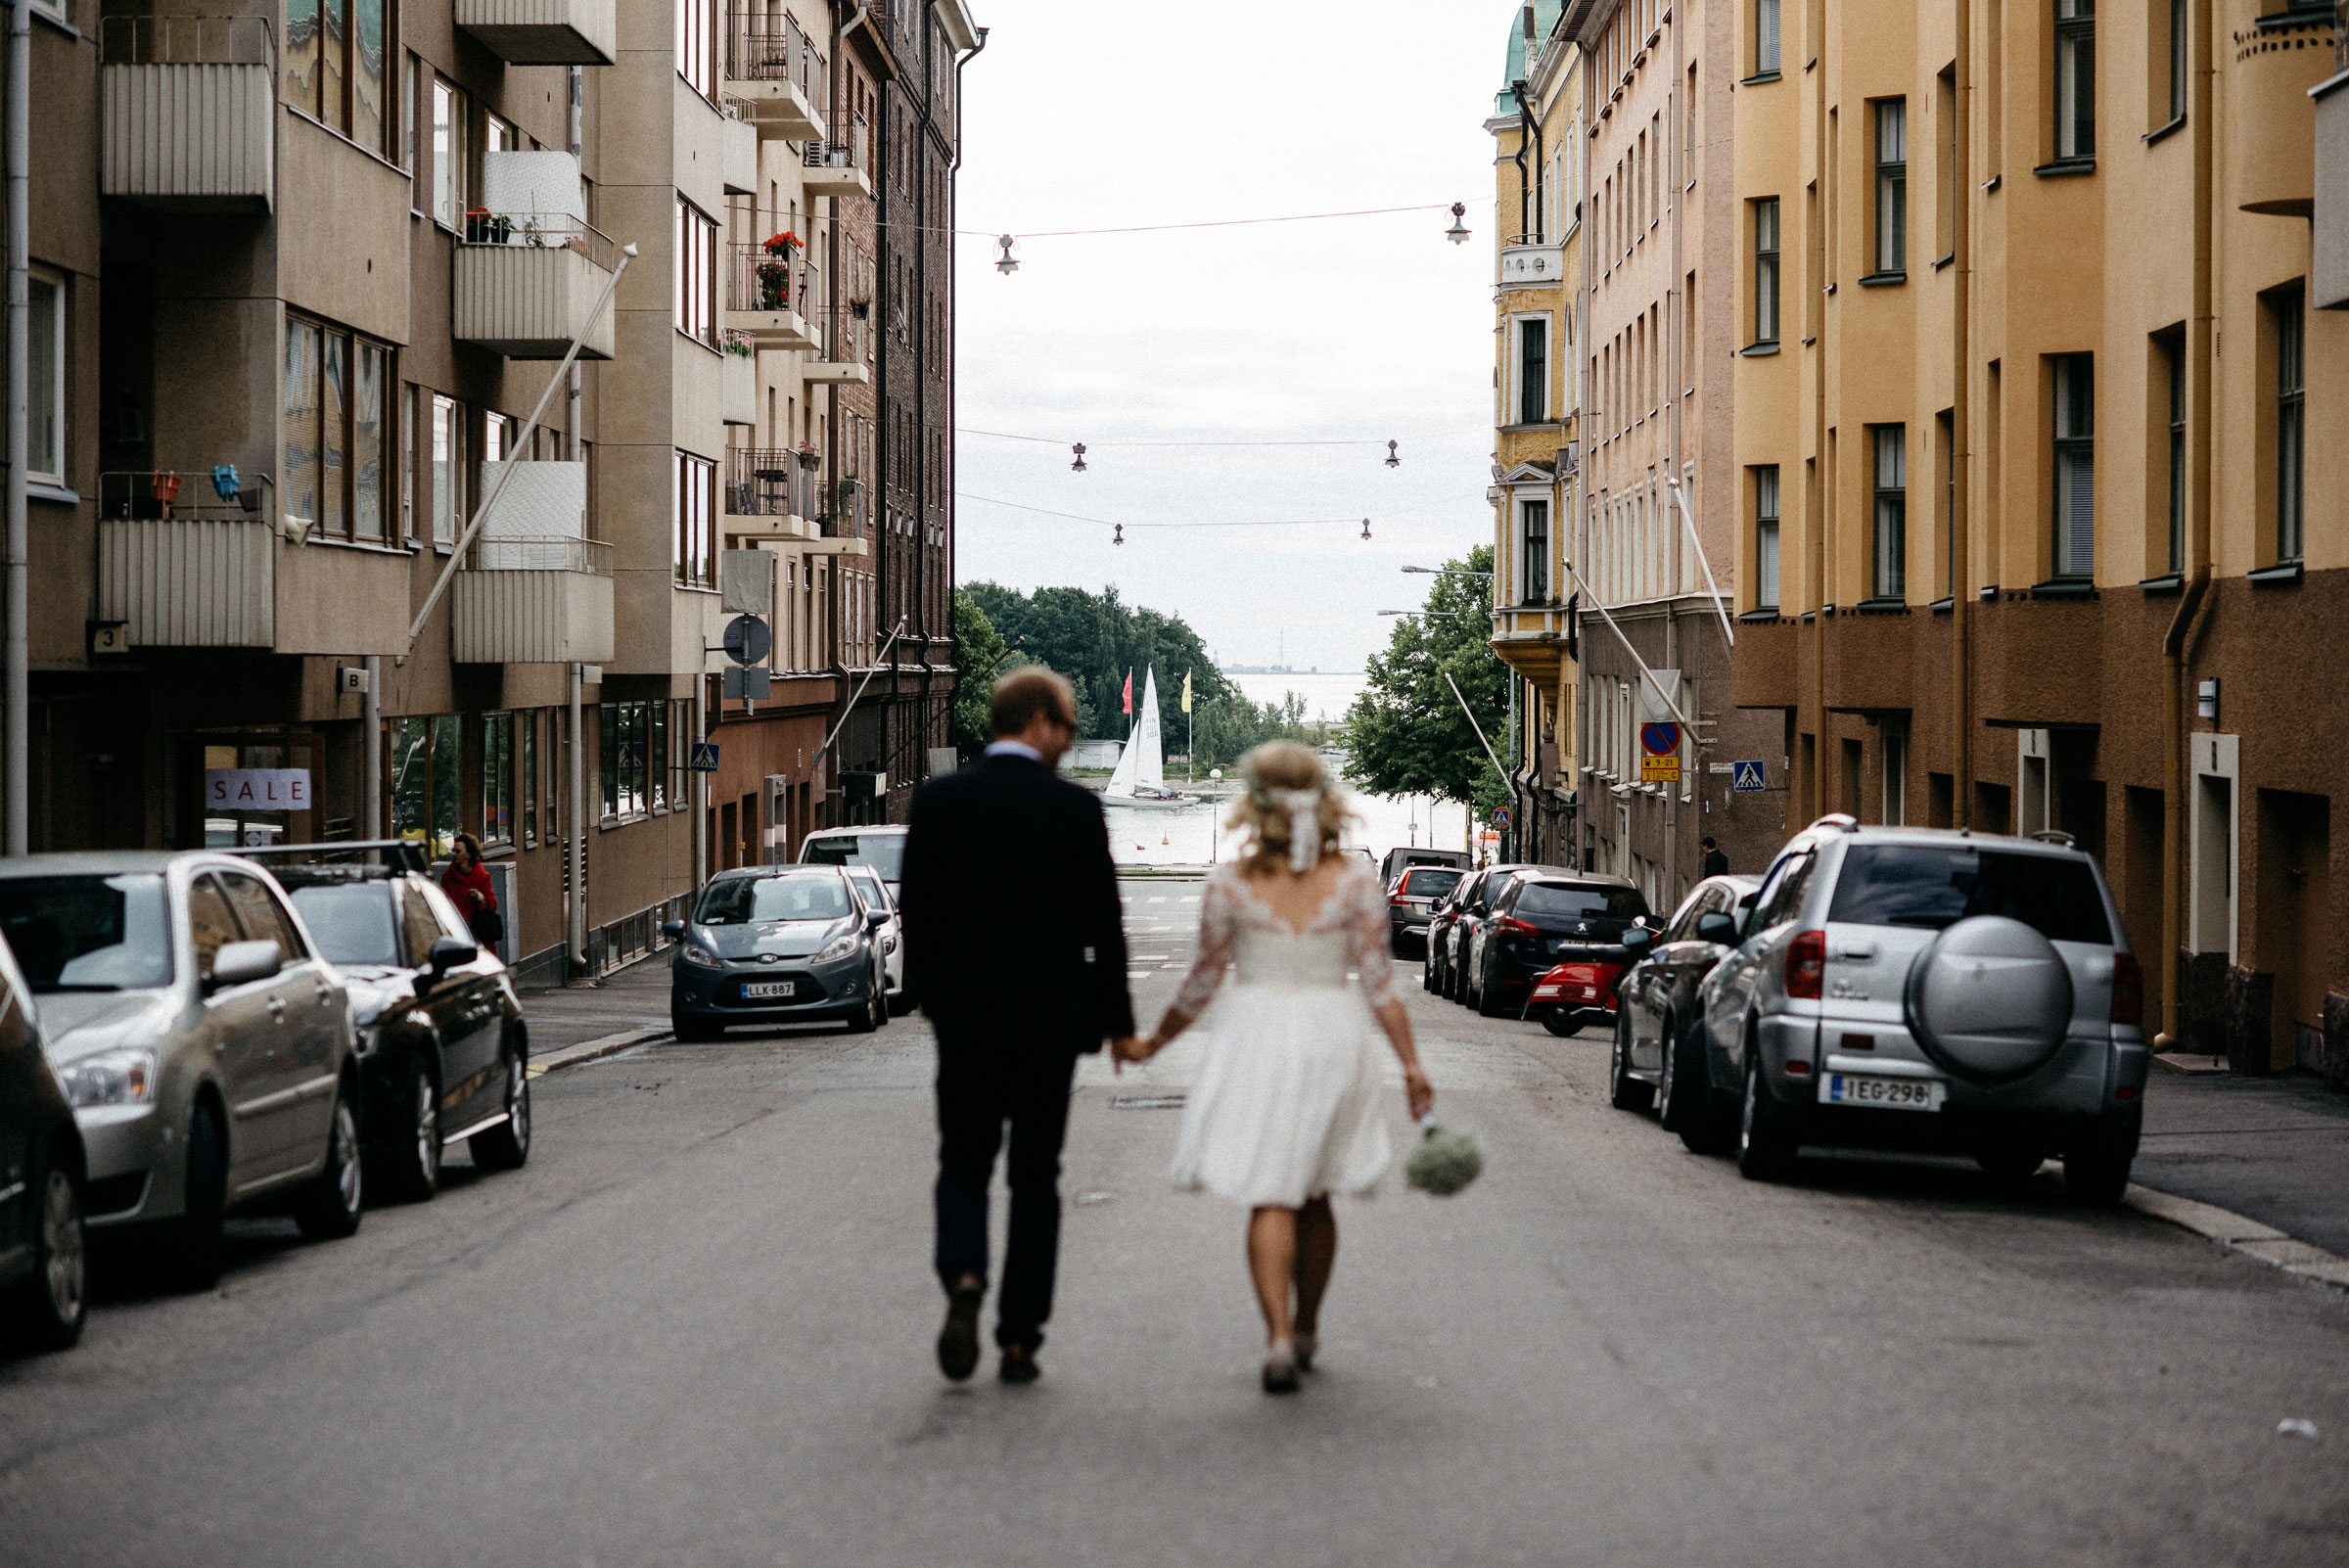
left=1690, top=818, right=2148, bottom=1202
left=1606, top=875, right=1760, bottom=1119
left=797, top=827, right=908, bottom=899
left=1435, top=865, right=1568, bottom=1003
left=1465, top=873, right=1650, bottom=1019
left=256, top=844, right=531, bottom=1201
left=1379, top=847, right=1471, bottom=889
left=840, top=862, right=909, bottom=1016
left=0, top=936, right=86, bottom=1351
left=667, top=866, right=891, bottom=1039
left=0, top=853, right=363, bottom=1289
left=1385, top=865, right=1466, bottom=955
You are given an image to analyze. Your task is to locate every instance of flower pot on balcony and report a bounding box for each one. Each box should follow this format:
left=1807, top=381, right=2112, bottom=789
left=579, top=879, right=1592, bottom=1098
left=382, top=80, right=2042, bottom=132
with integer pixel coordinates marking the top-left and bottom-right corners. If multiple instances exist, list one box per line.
left=759, top=269, right=786, bottom=310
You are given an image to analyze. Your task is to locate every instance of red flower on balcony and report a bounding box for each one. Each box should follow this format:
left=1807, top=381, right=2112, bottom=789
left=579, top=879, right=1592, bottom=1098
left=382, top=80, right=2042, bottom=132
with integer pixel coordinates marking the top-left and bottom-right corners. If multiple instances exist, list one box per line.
left=762, top=231, right=802, bottom=256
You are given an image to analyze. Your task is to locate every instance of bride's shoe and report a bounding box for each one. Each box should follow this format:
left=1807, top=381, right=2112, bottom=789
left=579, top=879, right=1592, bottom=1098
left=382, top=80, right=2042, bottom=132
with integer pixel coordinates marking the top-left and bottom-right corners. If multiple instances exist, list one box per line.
left=1292, top=1332, right=1317, bottom=1373
left=1261, top=1341, right=1300, bottom=1395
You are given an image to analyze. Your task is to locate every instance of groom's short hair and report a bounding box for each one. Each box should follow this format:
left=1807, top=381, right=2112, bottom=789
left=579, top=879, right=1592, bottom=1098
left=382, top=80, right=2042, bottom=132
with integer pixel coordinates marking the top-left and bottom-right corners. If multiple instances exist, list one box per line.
left=990, top=668, right=1076, bottom=737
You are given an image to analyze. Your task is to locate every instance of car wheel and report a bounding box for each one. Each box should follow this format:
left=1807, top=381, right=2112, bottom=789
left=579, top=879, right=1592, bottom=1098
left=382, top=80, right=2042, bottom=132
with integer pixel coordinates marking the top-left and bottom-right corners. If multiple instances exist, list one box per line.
left=384, top=1056, right=441, bottom=1204
left=295, top=1083, right=365, bottom=1240
left=1476, top=960, right=1512, bottom=1018
left=872, top=974, right=892, bottom=1029
left=470, top=1042, right=532, bottom=1172
left=1541, top=1009, right=1582, bottom=1038
left=1736, top=1044, right=1799, bottom=1181
left=845, top=983, right=879, bottom=1034
left=1657, top=1016, right=1704, bottom=1137
left=2062, top=1140, right=2132, bottom=1207
left=171, top=1102, right=228, bottom=1291
left=1, top=1155, right=86, bottom=1352
left=1609, top=1010, right=1655, bottom=1112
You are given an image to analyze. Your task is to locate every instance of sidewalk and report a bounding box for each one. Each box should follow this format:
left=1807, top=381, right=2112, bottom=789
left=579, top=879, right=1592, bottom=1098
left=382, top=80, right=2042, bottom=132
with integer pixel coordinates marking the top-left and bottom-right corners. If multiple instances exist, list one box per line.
left=2137, top=1067, right=2349, bottom=1259
left=517, top=954, right=675, bottom=1055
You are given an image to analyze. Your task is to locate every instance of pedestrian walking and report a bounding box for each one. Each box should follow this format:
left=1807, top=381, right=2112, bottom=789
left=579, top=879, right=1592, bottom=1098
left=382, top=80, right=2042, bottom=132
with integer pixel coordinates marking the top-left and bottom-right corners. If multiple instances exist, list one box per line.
left=898, top=668, right=1138, bottom=1386
left=1116, top=742, right=1435, bottom=1395
left=441, top=832, right=503, bottom=949
left=1701, top=836, right=1728, bottom=877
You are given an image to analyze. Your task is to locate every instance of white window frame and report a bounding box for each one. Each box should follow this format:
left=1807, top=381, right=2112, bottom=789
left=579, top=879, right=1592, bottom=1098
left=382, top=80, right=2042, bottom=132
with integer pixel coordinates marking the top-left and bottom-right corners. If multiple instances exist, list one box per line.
left=1510, top=312, right=1549, bottom=426
left=1517, top=492, right=1551, bottom=605
left=26, top=269, right=64, bottom=485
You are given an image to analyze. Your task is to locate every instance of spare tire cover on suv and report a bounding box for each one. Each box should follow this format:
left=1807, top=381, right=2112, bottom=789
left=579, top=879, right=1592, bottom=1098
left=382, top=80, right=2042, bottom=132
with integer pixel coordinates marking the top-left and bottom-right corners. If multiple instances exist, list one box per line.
left=1904, top=915, right=2075, bottom=1084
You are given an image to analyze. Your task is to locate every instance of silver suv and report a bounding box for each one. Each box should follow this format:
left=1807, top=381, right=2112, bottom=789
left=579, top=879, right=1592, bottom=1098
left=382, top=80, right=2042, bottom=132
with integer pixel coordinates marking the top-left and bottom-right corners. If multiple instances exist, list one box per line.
left=1691, top=817, right=2147, bottom=1203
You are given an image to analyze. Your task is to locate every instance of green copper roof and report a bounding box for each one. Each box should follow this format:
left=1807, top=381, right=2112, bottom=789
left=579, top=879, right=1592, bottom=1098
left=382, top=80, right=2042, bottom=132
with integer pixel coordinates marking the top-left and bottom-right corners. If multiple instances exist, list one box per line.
left=1495, top=0, right=1564, bottom=116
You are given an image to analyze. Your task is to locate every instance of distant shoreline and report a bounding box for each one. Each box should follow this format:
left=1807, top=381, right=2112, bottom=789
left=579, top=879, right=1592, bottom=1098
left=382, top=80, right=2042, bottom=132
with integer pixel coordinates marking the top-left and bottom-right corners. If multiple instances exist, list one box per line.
left=1217, top=668, right=1363, bottom=677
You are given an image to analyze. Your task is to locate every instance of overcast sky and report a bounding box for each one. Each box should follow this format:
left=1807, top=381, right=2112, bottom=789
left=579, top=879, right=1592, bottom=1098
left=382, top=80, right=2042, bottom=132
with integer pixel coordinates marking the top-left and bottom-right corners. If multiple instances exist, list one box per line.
left=952, top=0, right=1508, bottom=672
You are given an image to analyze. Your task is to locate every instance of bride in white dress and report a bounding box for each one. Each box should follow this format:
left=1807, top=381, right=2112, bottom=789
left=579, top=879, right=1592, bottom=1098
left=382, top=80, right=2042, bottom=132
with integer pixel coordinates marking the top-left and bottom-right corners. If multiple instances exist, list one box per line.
left=1115, top=742, right=1435, bottom=1394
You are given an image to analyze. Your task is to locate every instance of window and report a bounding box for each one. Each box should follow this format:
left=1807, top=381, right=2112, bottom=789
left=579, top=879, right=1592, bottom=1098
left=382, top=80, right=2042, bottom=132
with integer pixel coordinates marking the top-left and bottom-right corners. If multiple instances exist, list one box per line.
left=26, top=272, right=62, bottom=484
left=649, top=700, right=668, bottom=811
left=1935, top=408, right=1955, bottom=597
left=284, top=313, right=393, bottom=543
left=1752, top=198, right=1780, bottom=346
left=2274, top=284, right=2304, bottom=565
left=1517, top=317, right=1548, bottom=425
left=2051, top=353, right=2095, bottom=577
left=1754, top=465, right=1781, bottom=610
left=2164, top=0, right=2186, bottom=126
left=675, top=0, right=714, bottom=98
left=390, top=715, right=461, bottom=858
left=545, top=709, right=564, bottom=841
left=2156, top=328, right=2185, bottom=575
left=674, top=199, right=716, bottom=345
left=1521, top=499, right=1550, bottom=604
left=674, top=451, right=714, bottom=588
left=403, top=53, right=417, bottom=173
left=1873, top=99, right=1907, bottom=275
left=431, top=393, right=463, bottom=547
left=401, top=383, right=417, bottom=542
left=283, top=0, right=388, bottom=152
left=2053, top=0, right=2095, bottom=162
left=521, top=711, right=538, bottom=846
left=600, top=701, right=651, bottom=820
left=482, top=712, right=514, bottom=845
left=432, top=78, right=458, bottom=227
left=1871, top=425, right=1907, bottom=600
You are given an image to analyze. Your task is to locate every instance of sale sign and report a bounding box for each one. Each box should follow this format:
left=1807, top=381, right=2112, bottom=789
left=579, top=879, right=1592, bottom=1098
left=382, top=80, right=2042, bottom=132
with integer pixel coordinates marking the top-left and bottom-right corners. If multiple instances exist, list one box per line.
left=206, top=768, right=312, bottom=811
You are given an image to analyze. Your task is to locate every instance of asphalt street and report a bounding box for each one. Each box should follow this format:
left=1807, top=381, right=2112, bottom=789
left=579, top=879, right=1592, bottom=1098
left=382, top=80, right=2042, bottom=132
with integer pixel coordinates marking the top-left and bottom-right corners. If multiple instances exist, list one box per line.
left=2, top=875, right=2345, bottom=1567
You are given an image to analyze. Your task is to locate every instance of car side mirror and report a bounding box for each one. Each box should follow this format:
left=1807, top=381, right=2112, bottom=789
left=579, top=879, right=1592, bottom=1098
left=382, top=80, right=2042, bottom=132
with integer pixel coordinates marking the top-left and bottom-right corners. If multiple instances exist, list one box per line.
left=1620, top=927, right=1655, bottom=959
left=424, top=935, right=478, bottom=988
left=662, top=920, right=685, bottom=940
left=866, top=908, right=889, bottom=931
left=208, top=939, right=282, bottom=991
left=1696, top=911, right=1739, bottom=946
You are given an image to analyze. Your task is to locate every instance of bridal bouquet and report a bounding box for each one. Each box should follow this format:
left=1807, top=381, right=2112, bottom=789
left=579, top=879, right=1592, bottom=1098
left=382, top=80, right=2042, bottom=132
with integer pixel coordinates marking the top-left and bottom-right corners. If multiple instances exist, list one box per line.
left=1405, top=1118, right=1484, bottom=1197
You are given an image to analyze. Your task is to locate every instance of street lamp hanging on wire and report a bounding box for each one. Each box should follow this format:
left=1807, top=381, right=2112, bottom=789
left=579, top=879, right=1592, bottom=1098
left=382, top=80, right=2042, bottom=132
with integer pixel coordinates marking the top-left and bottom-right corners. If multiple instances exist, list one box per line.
left=1446, top=203, right=1470, bottom=245
left=1386, top=440, right=1401, bottom=468
left=1070, top=442, right=1087, bottom=472
left=1360, top=518, right=1372, bottom=540
left=994, top=235, right=1020, bottom=274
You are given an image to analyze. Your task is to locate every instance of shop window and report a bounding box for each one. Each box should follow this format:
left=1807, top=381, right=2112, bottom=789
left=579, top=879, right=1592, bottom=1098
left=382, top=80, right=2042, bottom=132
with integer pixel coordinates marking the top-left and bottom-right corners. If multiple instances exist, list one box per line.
left=482, top=711, right=514, bottom=846
left=390, top=715, right=460, bottom=858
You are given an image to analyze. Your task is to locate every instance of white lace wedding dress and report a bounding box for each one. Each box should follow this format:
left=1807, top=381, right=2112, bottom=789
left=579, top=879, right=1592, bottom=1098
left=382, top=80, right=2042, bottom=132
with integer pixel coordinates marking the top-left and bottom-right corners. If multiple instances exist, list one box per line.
left=1162, top=861, right=1399, bottom=1208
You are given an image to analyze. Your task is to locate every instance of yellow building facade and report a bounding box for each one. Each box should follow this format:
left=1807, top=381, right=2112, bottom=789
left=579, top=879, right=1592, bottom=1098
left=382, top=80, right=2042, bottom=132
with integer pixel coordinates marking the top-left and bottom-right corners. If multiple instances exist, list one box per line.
left=1732, top=1, right=2347, bottom=1069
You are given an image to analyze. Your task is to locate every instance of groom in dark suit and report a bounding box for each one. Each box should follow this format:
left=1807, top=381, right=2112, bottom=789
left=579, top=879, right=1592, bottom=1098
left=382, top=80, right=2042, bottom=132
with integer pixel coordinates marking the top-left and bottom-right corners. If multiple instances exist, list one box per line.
left=899, top=668, right=1137, bottom=1384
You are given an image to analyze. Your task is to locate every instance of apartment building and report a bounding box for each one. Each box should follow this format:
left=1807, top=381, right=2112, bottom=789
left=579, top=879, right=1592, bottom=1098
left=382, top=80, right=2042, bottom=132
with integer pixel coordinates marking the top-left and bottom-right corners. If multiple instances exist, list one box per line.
left=1730, top=2, right=2345, bottom=1069
left=1562, top=0, right=1781, bottom=906
left=14, top=0, right=975, bottom=982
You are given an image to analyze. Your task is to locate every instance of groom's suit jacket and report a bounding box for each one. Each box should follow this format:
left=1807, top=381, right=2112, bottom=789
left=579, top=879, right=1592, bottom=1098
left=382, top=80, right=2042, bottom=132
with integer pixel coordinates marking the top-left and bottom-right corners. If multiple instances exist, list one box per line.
left=899, top=751, right=1134, bottom=1055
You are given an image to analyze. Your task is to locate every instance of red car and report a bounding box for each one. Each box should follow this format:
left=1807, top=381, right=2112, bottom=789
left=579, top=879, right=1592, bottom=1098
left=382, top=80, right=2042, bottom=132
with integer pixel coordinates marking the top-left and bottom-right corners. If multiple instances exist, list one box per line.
left=1529, top=956, right=1630, bottom=1038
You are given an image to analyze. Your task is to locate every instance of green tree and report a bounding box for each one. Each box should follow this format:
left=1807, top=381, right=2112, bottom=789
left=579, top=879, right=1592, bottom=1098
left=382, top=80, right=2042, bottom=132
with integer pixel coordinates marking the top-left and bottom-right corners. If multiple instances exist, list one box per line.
left=962, top=581, right=1239, bottom=743
left=1191, top=690, right=1325, bottom=769
left=1342, top=544, right=1511, bottom=810
left=949, top=590, right=1009, bottom=760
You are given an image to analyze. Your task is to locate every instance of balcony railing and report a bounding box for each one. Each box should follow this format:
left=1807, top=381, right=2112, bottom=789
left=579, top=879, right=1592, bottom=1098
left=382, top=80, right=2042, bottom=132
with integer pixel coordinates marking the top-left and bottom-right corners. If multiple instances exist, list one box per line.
left=724, top=8, right=827, bottom=140
left=100, top=16, right=275, bottom=211
left=724, top=448, right=824, bottom=523
left=467, top=535, right=611, bottom=574
left=453, top=213, right=620, bottom=359
left=724, top=244, right=820, bottom=346
left=801, top=120, right=870, bottom=196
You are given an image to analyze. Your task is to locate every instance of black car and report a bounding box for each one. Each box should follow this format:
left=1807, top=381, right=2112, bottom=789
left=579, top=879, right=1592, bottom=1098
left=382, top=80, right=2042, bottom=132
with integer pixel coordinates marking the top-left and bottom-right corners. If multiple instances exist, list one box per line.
left=1608, top=875, right=1759, bottom=1134
left=1443, top=864, right=1571, bottom=1006
left=1421, top=867, right=1488, bottom=998
left=0, top=938, right=85, bottom=1352
left=1386, top=865, right=1466, bottom=956
left=667, top=866, right=890, bottom=1039
left=263, top=846, right=531, bottom=1201
left=1465, top=874, right=1650, bottom=1018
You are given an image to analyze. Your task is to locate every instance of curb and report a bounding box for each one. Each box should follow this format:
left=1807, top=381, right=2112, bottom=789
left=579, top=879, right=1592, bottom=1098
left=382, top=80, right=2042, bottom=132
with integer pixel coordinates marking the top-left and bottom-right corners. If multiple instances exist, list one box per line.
left=2125, top=1184, right=2349, bottom=1292
left=527, top=1026, right=669, bottom=1079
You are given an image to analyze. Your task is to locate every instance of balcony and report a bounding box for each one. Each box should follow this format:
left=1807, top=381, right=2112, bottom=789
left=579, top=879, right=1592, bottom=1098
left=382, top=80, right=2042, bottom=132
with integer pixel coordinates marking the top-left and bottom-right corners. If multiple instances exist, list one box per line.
left=2229, top=5, right=2338, bottom=216
left=724, top=244, right=820, bottom=348
left=1498, top=243, right=1567, bottom=292
left=724, top=9, right=827, bottom=141
left=722, top=332, right=757, bottom=426
left=723, top=448, right=823, bottom=540
left=453, top=213, right=619, bottom=359
left=802, top=126, right=870, bottom=199
left=96, top=474, right=277, bottom=647
left=2317, top=63, right=2349, bottom=309
left=100, top=17, right=275, bottom=212
left=450, top=463, right=614, bottom=664
left=1490, top=603, right=1572, bottom=684
left=454, top=0, right=615, bottom=66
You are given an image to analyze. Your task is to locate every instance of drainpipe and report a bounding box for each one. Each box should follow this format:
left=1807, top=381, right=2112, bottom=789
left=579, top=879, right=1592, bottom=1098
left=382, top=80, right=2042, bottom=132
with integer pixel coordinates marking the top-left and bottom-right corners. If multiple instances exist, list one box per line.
left=2158, top=0, right=2218, bottom=1047
left=1575, top=44, right=1597, bottom=869
left=1664, top=5, right=1682, bottom=895
left=4, top=0, right=27, bottom=855
left=570, top=662, right=585, bottom=973
left=1509, top=79, right=1534, bottom=242
left=568, top=66, right=582, bottom=462
left=362, top=655, right=381, bottom=842
left=1952, top=0, right=1971, bottom=827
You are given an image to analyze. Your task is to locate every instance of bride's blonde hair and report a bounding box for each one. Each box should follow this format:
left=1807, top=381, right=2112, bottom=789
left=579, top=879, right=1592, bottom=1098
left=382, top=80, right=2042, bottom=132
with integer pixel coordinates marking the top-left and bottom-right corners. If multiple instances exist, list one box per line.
left=1226, top=741, right=1351, bottom=875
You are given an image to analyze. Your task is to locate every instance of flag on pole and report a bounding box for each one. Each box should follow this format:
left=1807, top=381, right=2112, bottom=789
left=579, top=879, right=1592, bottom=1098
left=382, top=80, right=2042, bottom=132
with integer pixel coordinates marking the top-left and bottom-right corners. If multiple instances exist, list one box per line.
left=1122, top=669, right=1132, bottom=715
left=1180, top=670, right=1192, bottom=714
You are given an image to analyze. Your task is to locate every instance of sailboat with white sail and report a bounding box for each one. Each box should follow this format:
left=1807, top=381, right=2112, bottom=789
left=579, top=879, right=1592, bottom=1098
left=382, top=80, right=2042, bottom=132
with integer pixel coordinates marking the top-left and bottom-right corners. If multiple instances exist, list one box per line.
left=1103, top=667, right=1186, bottom=807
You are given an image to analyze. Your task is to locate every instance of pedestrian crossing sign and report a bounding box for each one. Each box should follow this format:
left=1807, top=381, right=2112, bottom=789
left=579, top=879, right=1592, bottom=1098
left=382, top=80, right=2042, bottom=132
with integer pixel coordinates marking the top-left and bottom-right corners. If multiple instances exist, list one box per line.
left=688, top=743, right=720, bottom=772
left=1731, top=760, right=1766, bottom=793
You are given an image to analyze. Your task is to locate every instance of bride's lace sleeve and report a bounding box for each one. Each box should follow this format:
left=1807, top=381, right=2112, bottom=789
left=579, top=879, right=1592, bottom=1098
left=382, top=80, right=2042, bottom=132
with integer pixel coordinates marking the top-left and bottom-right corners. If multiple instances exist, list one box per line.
left=1156, top=870, right=1239, bottom=1036
left=1347, top=866, right=1400, bottom=1008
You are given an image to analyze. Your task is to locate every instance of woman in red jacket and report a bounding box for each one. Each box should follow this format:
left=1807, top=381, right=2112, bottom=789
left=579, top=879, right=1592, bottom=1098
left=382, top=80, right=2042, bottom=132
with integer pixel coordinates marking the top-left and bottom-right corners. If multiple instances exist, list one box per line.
left=442, top=832, right=503, bottom=949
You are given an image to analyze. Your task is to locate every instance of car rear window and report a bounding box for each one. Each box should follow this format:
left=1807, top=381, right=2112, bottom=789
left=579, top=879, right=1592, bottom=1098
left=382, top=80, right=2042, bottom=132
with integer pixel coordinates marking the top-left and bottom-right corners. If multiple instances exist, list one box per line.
left=1516, top=883, right=1649, bottom=921
left=1827, top=845, right=2112, bottom=945
left=1401, top=869, right=1463, bottom=899
left=289, top=882, right=402, bottom=967
left=801, top=833, right=905, bottom=881
left=699, top=874, right=854, bottom=925
left=0, top=874, right=174, bottom=992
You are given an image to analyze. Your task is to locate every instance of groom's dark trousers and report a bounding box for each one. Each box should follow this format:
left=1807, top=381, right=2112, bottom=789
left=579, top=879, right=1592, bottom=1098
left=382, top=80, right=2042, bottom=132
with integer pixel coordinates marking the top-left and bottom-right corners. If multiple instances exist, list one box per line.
left=898, top=751, right=1134, bottom=1352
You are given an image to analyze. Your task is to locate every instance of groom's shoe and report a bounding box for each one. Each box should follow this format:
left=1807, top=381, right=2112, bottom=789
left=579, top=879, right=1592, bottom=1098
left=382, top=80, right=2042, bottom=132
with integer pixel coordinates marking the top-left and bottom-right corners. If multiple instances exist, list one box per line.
left=938, top=1283, right=984, bottom=1382
left=998, top=1344, right=1040, bottom=1385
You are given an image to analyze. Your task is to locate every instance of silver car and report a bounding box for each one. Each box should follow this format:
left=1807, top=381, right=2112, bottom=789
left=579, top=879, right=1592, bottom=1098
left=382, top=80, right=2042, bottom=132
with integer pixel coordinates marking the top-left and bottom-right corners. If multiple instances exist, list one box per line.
left=1692, top=818, right=2147, bottom=1203
left=0, top=853, right=364, bottom=1288
left=842, top=863, right=908, bottom=1016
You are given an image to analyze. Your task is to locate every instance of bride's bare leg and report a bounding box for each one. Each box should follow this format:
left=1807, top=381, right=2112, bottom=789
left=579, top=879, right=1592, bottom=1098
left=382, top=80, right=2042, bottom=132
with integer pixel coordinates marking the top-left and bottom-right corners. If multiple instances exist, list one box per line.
left=1291, top=1197, right=1336, bottom=1337
left=1246, top=1206, right=1297, bottom=1345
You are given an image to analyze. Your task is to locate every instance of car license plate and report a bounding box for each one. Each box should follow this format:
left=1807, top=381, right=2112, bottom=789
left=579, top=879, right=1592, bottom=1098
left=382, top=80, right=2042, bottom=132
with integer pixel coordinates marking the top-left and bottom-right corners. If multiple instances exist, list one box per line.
left=1822, top=1073, right=1945, bottom=1112
left=742, top=980, right=797, bottom=1000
